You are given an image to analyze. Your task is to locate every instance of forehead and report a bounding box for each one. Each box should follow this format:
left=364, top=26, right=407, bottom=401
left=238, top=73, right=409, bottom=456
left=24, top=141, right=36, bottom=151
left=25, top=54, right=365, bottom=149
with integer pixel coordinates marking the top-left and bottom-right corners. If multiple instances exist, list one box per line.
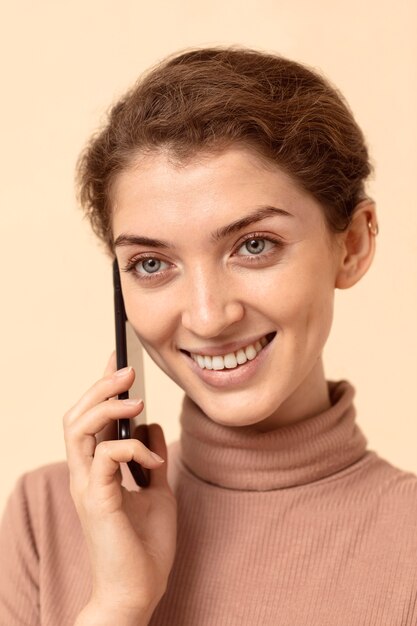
left=111, top=146, right=327, bottom=238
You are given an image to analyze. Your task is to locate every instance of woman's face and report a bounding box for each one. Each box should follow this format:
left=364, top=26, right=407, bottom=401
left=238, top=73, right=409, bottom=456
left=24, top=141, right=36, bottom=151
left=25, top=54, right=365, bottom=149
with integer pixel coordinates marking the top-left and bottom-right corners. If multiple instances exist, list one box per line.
left=111, top=146, right=344, bottom=430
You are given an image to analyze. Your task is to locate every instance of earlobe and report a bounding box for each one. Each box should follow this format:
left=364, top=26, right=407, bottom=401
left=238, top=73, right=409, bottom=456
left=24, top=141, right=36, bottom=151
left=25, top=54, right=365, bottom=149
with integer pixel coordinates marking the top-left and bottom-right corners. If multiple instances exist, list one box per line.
left=335, top=200, right=378, bottom=290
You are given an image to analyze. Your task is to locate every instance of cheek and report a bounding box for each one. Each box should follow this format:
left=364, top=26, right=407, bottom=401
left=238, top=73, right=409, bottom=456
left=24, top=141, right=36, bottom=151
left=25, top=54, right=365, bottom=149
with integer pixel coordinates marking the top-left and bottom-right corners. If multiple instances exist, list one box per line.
left=251, top=257, right=335, bottom=338
left=123, top=288, right=176, bottom=347
left=288, top=268, right=335, bottom=354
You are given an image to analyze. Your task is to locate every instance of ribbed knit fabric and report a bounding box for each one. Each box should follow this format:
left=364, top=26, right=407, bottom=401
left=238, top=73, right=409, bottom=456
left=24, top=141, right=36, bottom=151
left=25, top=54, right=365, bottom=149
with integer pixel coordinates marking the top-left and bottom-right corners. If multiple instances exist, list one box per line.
left=1, top=379, right=417, bottom=625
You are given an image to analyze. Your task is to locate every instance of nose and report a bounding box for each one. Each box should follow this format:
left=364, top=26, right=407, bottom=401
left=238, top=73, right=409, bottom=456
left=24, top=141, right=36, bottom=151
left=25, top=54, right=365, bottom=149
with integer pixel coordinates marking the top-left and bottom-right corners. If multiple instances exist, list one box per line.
left=181, top=267, right=245, bottom=338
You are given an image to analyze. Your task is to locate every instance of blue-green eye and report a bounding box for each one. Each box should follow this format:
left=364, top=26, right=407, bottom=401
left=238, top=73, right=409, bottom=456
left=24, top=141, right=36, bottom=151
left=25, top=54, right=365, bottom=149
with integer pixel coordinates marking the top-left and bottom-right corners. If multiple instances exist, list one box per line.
left=234, top=233, right=286, bottom=262
left=140, top=258, right=162, bottom=273
left=242, top=238, right=266, bottom=254
left=132, top=257, right=170, bottom=277
left=122, top=253, right=172, bottom=282
left=236, top=236, right=276, bottom=257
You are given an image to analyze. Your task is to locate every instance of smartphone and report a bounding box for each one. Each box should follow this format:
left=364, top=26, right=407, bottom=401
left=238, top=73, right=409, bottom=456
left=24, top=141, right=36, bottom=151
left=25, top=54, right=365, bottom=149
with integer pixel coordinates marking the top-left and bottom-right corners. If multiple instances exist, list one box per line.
left=113, top=258, right=150, bottom=488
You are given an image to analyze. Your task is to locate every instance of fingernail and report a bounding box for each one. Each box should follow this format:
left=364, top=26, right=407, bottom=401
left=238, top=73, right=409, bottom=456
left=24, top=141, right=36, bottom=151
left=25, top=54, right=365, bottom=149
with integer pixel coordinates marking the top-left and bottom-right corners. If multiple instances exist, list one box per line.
left=122, top=398, right=143, bottom=406
left=114, top=366, right=132, bottom=377
left=150, top=451, right=165, bottom=463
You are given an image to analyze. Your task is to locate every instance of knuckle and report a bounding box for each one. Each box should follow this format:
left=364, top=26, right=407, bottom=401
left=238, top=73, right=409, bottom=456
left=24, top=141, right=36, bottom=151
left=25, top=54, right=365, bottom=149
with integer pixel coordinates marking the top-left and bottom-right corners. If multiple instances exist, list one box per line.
left=130, top=438, right=143, bottom=454
left=63, top=401, right=83, bottom=427
left=62, top=418, right=79, bottom=441
left=62, top=409, right=74, bottom=428
left=130, top=440, right=141, bottom=456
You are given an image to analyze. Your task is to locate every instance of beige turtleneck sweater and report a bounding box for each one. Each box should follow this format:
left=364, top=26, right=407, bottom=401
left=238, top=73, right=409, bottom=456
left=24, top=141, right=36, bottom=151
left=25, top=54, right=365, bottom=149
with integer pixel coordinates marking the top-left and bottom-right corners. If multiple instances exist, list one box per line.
left=1, top=380, right=417, bottom=625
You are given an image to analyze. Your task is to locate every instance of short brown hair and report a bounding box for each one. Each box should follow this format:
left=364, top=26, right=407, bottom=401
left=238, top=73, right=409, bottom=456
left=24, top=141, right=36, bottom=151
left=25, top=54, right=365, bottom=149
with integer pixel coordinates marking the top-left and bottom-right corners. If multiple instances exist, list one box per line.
left=76, top=46, right=373, bottom=255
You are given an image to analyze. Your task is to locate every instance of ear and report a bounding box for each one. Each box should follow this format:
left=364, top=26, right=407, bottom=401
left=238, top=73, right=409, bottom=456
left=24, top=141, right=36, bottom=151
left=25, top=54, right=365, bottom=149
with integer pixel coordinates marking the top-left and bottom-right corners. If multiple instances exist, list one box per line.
left=335, top=199, right=378, bottom=290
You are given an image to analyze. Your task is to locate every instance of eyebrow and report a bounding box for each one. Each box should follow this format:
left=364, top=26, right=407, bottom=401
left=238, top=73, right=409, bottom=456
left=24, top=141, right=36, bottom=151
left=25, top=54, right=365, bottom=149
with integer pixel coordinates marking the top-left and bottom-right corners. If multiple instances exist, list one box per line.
left=113, top=205, right=294, bottom=249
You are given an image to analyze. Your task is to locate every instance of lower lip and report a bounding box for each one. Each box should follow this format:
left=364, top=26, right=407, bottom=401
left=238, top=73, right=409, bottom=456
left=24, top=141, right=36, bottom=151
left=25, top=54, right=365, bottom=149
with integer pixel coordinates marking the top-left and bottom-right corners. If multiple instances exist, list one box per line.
left=180, top=335, right=276, bottom=388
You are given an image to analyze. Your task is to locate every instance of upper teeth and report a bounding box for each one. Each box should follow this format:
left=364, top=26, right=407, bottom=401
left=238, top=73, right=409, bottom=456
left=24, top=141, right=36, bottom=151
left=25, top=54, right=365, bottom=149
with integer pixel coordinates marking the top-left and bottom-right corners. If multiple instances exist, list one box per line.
left=190, top=335, right=269, bottom=370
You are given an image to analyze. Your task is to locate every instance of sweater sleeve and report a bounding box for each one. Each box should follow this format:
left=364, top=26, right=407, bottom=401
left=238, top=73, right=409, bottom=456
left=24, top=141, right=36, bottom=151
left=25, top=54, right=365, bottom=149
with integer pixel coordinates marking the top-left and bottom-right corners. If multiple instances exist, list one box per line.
left=0, top=473, right=40, bottom=625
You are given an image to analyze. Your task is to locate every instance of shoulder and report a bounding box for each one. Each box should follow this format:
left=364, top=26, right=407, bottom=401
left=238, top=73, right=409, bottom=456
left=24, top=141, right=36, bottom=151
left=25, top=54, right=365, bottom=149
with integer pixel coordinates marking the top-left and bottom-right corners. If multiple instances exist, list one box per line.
left=363, top=451, right=417, bottom=518
left=0, top=461, right=79, bottom=576
left=366, top=451, right=417, bottom=491
left=8, top=461, right=77, bottom=536
left=357, top=454, right=417, bottom=577
left=6, top=460, right=71, bottom=510
left=15, top=460, right=71, bottom=508
left=20, top=459, right=70, bottom=489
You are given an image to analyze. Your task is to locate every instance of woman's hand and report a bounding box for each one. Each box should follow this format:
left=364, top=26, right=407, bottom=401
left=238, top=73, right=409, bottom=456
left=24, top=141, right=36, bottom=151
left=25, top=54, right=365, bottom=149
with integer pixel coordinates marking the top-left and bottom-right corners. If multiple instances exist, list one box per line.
left=63, top=352, right=177, bottom=621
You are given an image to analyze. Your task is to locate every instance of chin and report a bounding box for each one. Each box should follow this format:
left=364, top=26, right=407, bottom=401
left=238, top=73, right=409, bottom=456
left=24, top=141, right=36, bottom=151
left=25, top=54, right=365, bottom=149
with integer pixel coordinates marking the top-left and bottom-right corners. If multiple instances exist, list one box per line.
left=195, top=391, right=280, bottom=428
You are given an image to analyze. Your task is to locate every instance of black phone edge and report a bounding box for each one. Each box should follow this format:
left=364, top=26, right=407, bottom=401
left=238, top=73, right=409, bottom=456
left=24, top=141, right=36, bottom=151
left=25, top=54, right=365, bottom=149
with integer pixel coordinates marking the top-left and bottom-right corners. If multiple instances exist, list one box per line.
left=113, top=258, right=150, bottom=488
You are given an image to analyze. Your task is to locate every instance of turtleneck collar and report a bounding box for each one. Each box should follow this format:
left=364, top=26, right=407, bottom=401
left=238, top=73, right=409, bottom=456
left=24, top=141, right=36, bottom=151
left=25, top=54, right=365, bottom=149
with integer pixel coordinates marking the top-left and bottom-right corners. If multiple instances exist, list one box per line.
left=179, top=380, right=368, bottom=491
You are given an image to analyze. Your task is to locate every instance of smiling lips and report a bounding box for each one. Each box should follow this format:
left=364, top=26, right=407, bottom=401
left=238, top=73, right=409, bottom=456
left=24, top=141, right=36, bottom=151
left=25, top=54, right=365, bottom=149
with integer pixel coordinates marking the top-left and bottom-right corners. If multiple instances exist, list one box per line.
left=185, top=332, right=276, bottom=371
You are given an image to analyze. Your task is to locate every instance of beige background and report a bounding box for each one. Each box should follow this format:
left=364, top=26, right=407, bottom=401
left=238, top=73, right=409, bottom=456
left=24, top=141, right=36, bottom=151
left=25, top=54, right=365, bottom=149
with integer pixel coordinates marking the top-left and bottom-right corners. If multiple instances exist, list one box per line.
left=1, top=0, right=416, bottom=513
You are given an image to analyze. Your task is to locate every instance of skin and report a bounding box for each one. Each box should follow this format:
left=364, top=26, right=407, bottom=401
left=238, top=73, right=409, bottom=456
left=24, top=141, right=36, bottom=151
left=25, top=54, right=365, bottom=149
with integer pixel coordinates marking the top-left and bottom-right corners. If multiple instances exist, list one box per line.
left=111, top=145, right=377, bottom=432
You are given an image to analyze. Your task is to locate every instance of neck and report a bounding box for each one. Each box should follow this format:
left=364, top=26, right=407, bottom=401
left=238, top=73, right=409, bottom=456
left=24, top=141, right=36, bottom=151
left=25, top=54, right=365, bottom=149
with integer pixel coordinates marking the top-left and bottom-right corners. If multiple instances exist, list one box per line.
left=179, top=378, right=368, bottom=491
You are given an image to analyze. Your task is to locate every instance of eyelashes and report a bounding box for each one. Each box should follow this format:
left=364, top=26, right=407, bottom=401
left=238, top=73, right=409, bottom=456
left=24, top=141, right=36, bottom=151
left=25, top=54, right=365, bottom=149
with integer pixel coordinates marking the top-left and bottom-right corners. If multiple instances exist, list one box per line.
left=124, top=256, right=171, bottom=282
left=122, top=232, right=286, bottom=283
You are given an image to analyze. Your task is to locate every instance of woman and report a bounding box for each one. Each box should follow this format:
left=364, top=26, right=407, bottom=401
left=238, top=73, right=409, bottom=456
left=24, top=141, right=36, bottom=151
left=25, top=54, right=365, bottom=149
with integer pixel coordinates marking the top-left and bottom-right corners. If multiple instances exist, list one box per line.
left=1, top=46, right=416, bottom=626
